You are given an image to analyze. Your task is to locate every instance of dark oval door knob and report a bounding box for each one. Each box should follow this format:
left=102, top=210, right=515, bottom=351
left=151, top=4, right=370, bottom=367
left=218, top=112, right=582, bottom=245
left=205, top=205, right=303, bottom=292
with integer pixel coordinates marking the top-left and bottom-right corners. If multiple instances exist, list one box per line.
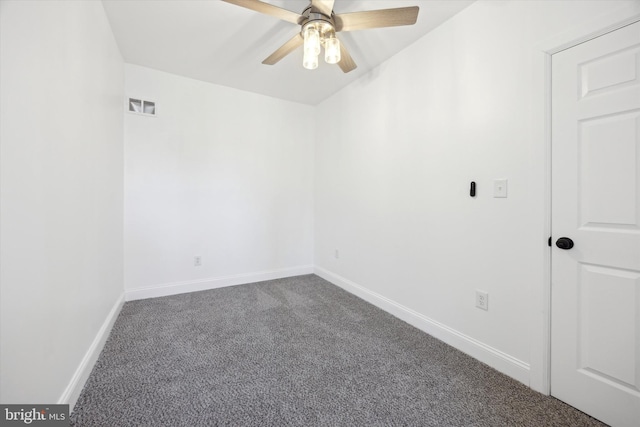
left=556, top=237, right=574, bottom=250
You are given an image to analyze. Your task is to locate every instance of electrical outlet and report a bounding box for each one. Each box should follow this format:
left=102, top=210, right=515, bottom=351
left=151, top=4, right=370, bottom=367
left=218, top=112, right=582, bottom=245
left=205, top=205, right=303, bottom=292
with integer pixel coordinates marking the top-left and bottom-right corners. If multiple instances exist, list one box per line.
left=194, top=256, right=202, bottom=267
left=476, top=290, right=488, bottom=311
left=334, top=249, right=339, bottom=259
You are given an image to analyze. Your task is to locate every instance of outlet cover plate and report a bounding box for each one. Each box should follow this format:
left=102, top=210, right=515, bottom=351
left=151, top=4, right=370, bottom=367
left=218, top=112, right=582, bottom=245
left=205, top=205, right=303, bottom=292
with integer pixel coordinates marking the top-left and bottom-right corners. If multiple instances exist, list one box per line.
left=476, top=290, right=489, bottom=310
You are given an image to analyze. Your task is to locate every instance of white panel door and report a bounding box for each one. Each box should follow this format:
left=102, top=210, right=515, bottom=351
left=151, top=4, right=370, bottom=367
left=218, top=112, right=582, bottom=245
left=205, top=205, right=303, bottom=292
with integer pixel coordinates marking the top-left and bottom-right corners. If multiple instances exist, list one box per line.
left=551, top=21, right=640, bottom=427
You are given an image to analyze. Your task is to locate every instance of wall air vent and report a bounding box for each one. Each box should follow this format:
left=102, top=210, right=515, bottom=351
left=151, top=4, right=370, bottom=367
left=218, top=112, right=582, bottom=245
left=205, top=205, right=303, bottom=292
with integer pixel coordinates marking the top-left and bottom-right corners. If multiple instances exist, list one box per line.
left=128, top=98, right=156, bottom=116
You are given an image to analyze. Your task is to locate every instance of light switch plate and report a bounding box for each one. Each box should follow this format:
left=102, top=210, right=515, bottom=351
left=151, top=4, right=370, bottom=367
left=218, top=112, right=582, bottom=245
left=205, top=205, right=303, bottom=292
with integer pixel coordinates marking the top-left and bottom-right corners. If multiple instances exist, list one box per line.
left=494, top=179, right=508, bottom=198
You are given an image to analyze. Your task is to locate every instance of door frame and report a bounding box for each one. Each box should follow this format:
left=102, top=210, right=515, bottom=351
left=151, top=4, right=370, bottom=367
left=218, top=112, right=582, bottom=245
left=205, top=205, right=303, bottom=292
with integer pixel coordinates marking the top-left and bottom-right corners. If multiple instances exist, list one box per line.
left=530, top=2, right=640, bottom=395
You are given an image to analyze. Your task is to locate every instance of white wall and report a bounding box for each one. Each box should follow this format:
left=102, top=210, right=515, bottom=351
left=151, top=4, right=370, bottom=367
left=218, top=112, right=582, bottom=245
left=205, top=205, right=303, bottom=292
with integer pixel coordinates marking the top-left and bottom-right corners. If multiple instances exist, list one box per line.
left=0, top=0, right=124, bottom=404
left=314, top=0, right=639, bottom=391
left=124, top=65, right=314, bottom=298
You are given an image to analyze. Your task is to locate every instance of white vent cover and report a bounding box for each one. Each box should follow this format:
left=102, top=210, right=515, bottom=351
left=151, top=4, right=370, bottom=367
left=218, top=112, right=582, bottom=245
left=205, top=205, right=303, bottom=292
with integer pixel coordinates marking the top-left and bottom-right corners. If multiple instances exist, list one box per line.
left=128, top=98, right=156, bottom=116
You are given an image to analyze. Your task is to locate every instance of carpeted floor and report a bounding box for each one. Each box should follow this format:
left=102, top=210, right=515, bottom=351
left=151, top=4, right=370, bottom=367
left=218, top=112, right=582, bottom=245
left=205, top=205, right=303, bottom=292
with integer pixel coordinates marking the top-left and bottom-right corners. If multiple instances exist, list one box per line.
left=71, top=275, right=605, bottom=426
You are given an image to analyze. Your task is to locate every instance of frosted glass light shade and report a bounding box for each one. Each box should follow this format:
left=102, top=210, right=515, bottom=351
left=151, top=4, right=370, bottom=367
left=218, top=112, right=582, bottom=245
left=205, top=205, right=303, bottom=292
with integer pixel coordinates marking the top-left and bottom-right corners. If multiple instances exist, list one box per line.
left=324, top=37, right=341, bottom=64
left=303, top=27, right=320, bottom=56
left=303, top=50, right=318, bottom=70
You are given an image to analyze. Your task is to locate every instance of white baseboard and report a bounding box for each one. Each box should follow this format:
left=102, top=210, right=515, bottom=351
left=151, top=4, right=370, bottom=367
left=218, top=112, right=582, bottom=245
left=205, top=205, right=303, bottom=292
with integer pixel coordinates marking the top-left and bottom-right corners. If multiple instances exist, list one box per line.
left=125, top=265, right=315, bottom=301
left=314, top=266, right=531, bottom=386
left=58, top=292, right=125, bottom=411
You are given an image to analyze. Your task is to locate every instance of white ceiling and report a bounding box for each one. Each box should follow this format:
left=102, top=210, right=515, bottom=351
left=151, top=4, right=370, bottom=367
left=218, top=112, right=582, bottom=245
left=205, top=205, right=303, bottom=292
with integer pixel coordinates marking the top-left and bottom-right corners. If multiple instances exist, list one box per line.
left=102, top=0, right=474, bottom=105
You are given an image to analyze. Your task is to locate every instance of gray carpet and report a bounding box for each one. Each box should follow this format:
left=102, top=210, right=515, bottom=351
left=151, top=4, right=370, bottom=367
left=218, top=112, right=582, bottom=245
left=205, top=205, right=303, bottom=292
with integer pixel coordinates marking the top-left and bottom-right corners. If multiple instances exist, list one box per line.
left=71, top=275, right=605, bottom=426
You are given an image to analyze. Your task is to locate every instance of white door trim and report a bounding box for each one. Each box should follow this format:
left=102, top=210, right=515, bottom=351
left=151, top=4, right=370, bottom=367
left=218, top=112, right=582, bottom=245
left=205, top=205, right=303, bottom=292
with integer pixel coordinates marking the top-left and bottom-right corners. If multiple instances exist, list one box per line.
left=530, top=2, right=640, bottom=395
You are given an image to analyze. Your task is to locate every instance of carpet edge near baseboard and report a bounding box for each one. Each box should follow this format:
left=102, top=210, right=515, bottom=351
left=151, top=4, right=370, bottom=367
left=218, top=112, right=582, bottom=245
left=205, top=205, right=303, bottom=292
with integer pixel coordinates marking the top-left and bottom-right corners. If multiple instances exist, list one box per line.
left=313, top=266, right=531, bottom=387
left=124, top=265, right=315, bottom=302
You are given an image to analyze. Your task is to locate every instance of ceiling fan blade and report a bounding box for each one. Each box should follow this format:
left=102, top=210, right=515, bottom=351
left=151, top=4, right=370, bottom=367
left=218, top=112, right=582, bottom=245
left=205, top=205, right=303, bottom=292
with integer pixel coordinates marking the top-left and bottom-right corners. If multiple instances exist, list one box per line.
left=338, top=40, right=357, bottom=73
left=335, top=6, right=419, bottom=32
left=311, top=0, right=335, bottom=17
left=262, top=33, right=304, bottom=65
left=221, top=0, right=303, bottom=25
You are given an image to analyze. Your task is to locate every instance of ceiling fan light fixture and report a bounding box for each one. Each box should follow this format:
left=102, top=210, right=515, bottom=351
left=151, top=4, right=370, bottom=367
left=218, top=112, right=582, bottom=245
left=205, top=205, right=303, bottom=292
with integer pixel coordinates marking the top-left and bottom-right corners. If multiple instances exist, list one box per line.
left=324, top=36, right=341, bottom=64
left=302, top=18, right=340, bottom=69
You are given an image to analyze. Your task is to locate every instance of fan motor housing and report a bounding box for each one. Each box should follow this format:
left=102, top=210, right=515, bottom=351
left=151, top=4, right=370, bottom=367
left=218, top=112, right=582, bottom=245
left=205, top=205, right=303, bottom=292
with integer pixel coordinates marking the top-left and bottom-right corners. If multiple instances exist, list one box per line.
left=299, top=4, right=336, bottom=30
left=300, top=10, right=336, bottom=38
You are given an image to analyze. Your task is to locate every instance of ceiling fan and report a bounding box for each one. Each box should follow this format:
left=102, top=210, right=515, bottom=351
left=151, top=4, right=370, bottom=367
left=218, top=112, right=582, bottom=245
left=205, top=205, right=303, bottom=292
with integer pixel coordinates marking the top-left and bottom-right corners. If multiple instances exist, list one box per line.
left=221, top=0, right=420, bottom=73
